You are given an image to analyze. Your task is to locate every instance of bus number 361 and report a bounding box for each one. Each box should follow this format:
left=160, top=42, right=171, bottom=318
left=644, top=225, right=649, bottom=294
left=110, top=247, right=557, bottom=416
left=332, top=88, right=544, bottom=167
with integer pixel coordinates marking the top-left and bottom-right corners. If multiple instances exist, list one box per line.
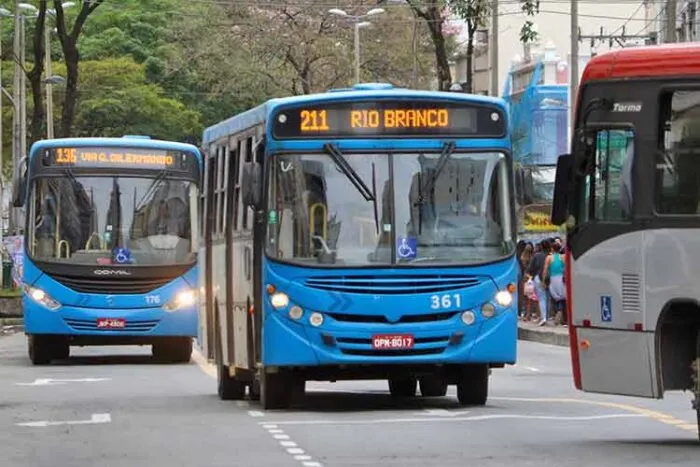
left=431, top=294, right=461, bottom=309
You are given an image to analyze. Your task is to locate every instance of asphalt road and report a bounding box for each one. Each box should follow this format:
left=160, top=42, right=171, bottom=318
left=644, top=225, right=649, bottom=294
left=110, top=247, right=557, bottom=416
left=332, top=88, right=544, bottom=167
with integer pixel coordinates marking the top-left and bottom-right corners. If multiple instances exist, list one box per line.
left=1, top=332, right=699, bottom=467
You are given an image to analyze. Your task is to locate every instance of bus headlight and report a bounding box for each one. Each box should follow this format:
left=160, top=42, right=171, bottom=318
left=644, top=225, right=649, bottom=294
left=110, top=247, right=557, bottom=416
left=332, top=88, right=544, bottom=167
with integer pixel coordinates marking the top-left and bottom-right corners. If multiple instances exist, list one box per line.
left=309, top=312, right=324, bottom=327
left=270, top=292, right=289, bottom=309
left=494, top=290, right=513, bottom=307
left=164, top=289, right=197, bottom=312
left=481, top=303, right=496, bottom=318
left=24, top=285, right=61, bottom=311
left=461, top=311, right=476, bottom=325
left=288, top=306, right=303, bottom=320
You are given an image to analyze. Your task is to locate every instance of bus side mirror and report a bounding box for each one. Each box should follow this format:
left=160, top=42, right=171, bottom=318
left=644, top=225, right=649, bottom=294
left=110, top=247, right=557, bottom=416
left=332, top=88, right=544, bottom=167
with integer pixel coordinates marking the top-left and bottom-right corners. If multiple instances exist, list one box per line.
left=242, top=162, right=262, bottom=209
left=551, top=153, right=574, bottom=226
left=12, top=157, right=28, bottom=208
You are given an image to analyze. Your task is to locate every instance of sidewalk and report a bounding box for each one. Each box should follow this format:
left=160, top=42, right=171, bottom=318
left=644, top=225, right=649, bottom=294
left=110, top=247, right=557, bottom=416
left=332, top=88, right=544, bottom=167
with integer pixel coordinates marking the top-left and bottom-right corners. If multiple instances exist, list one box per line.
left=518, top=320, right=569, bottom=347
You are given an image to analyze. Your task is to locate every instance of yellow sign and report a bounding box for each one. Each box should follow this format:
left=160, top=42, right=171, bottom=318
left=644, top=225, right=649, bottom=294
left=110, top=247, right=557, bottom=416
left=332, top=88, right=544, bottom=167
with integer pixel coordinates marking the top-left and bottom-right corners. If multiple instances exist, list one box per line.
left=522, top=205, right=559, bottom=233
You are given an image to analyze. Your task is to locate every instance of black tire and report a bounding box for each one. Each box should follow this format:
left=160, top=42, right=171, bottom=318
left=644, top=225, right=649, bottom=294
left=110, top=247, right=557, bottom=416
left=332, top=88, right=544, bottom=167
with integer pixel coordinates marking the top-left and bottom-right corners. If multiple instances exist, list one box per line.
left=456, top=364, right=489, bottom=406
left=388, top=377, right=417, bottom=397
left=55, top=341, right=70, bottom=361
left=261, top=370, right=293, bottom=410
left=152, top=338, right=193, bottom=364
left=28, top=335, right=53, bottom=365
left=217, top=360, right=246, bottom=400
left=419, top=376, right=448, bottom=397
left=249, top=379, right=261, bottom=401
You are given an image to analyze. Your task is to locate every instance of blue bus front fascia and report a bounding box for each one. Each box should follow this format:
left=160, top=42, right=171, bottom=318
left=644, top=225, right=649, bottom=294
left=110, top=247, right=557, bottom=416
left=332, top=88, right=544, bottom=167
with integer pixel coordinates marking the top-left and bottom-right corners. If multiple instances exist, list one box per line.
left=260, top=257, right=518, bottom=367
left=22, top=257, right=199, bottom=338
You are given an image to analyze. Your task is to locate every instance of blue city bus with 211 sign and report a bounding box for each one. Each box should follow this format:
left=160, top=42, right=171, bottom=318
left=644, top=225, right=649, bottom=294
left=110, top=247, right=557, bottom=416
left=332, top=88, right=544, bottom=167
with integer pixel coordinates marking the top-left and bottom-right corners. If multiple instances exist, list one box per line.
left=199, top=83, right=518, bottom=409
left=13, top=136, right=202, bottom=365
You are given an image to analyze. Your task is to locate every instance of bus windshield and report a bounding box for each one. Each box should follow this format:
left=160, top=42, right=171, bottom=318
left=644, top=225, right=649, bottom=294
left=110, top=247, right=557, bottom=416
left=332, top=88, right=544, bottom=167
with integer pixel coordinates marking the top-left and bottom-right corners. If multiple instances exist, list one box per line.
left=266, top=151, right=513, bottom=267
left=29, top=175, right=197, bottom=266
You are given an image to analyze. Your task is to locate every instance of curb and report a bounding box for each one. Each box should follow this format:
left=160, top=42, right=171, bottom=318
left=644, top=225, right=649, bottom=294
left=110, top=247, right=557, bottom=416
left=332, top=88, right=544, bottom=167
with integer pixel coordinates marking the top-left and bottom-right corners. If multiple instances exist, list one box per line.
left=0, top=317, right=22, bottom=326
left=518, top=324, right=569, bottom=347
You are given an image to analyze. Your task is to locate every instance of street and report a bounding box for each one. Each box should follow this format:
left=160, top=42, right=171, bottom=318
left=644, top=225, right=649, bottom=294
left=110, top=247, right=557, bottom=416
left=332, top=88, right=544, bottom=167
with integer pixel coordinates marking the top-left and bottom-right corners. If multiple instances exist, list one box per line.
left=1, top=333, right=698, bottom=467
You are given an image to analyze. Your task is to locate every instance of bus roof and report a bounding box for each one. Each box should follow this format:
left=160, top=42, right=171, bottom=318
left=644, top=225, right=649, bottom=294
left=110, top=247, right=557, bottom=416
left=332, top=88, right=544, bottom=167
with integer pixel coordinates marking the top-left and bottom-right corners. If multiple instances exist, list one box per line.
left=202, top=84, right=507, bottom=145
left=581, top=43, right=700, bottom=82
left=28, top=136, right=203, bottom=161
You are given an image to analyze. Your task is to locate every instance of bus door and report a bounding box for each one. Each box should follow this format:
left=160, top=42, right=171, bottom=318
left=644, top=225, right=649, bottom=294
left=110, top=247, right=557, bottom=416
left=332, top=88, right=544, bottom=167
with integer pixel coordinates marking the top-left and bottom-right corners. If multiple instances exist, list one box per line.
left=553, top=90, right=657, bottom=397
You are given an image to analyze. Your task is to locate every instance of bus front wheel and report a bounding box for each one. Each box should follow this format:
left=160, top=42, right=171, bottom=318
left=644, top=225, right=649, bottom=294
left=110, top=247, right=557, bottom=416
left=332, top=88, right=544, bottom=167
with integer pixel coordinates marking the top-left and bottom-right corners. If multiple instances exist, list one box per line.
left=28, top=335, right=54, bottom=365
left=261, top=370, right=294, bottom=410
left=152, top=338, right=193, bottom=364
left=388, top=376, right=417, bottom=397
left=456, top=364, right=489, bottom=406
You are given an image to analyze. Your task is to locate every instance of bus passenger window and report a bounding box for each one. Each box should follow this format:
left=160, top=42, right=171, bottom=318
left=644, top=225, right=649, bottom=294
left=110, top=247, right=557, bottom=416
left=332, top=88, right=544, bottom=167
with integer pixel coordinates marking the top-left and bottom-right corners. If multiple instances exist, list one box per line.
left=656, top=90, right=700, bottom=215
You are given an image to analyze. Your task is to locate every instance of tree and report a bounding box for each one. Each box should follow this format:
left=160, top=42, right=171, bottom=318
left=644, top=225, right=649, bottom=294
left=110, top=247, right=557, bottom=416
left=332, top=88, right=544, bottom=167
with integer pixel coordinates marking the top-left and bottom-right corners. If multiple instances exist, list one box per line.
left=519, top=0, right=541, bottom=44
left=53, top=0, right=105, bottom=137
left=26, top=2, right=48, bottom=144
left=449, top=0, right=490, bottom=93
left=402, top=0, right=454, bottom=91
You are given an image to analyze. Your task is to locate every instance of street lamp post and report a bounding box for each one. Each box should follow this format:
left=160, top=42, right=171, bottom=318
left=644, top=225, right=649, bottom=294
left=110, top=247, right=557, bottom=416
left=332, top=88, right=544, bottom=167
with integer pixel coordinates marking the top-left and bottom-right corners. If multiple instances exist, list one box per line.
left=328, top=8, right=385, bottom=84
left=0, top=7, right=13, bottom=287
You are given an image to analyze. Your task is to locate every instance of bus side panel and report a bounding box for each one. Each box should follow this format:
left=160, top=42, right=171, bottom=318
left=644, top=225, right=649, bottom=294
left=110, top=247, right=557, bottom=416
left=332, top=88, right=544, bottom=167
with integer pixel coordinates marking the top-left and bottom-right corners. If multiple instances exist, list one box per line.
left=576, top=328, right=656, bottom=397
left=570, top=230, right=659, bottom=397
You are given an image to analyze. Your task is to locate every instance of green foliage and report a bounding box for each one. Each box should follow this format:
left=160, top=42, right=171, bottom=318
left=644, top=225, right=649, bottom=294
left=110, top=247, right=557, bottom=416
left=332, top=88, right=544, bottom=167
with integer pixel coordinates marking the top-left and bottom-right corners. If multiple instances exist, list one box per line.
left=519, top=0, right=541, bottom=44
left=71, top=58, right=202, bottom=141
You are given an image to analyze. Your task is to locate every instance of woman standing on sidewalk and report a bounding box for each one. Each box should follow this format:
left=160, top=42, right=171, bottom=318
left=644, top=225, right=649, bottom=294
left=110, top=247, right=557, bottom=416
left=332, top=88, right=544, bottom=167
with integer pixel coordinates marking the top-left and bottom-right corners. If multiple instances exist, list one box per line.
left=543, top=241, right=566, bottom=325
left=527, top=239, right=551, bottom=326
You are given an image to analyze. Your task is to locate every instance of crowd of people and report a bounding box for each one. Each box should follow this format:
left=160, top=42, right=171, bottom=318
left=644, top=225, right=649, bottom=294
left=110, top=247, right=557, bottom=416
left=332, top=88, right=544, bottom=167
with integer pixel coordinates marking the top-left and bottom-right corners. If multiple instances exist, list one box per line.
left=516, top=237, right=567, bottom=327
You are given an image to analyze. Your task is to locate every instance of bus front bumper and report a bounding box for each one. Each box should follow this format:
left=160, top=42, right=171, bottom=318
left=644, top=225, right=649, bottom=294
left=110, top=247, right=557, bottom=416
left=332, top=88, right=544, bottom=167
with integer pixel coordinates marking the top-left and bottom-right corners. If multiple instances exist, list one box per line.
left=23, top=299, right=198, bottom=339
left=262, top=308, right=517, bottom=367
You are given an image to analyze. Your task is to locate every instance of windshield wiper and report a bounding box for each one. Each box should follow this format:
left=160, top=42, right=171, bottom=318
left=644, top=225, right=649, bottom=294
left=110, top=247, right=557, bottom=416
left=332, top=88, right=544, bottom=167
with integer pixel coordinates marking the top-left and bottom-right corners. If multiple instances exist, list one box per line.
left=323, top=143, right=379, bottom=235
left=135, top=169, right=168, bottom=211
left=323, top=143, right=375, bottom=202
left=414, top=142, right=456, bottom=235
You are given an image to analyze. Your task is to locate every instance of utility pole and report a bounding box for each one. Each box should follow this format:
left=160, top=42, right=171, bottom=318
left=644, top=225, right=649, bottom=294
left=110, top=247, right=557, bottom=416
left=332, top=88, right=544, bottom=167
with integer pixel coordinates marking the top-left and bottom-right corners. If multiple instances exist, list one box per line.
left=490, top=0, right=499, bottom=96
left=665, top=0, right=677, bottom=43
left=570, top=0, right=578, bottom=128
left=45, top=20, right=54, bottom=138
left=10, top=0, right=21, bottom=235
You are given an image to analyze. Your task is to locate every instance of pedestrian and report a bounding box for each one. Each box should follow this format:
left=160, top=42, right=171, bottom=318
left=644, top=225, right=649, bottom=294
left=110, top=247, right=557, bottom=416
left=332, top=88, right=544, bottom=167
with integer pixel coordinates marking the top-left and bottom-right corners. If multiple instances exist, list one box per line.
left=527, top=239, right=551, bottom=326
left=543, top=241, right=566, bottom=325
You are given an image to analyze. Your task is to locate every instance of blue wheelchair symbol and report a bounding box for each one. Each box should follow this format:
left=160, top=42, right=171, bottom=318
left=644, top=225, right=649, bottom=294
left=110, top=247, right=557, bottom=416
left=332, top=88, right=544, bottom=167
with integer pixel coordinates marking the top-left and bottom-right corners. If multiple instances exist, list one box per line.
left=113, top=248, right=132, bottom=265
left=601, top=295, right=612, bottom=322
left=396, top=237, right=417, bottom=260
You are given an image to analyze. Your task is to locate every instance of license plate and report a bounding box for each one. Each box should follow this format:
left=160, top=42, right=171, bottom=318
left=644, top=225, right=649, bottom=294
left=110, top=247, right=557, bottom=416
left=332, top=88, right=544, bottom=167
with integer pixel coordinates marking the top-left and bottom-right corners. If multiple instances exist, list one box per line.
left=96, top=318, right=126, bottom=329
left=371, top=334, right=414, bottom=350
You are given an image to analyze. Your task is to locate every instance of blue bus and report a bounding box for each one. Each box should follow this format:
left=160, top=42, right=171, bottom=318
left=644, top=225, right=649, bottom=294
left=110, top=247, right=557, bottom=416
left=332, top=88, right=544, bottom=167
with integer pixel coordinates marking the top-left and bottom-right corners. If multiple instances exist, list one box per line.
left=12, top=136, right=202, bottom=365
left=200, top=83, right=517, bottom=409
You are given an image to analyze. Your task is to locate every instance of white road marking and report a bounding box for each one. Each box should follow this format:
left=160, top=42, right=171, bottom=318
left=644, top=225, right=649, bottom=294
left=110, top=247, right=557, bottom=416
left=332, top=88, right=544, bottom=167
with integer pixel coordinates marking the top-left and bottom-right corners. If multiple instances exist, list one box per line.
left=258, top=414, right=323, bottom=466
left=248, top=410, right=264, bottom=417
left=421, top=409, right=464, bottom=417
left=16, top=378, right=111, bottom=386
left=16, top=413, right=111, bottom=428
left=258, top=413, right=645, bottom=426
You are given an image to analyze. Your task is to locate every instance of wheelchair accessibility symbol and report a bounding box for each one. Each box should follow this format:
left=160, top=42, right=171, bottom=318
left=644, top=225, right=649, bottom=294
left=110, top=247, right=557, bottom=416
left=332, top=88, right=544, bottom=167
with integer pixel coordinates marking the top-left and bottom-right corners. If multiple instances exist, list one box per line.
left=601, top=295, right=612, bottom=322
left=396, top=237, right=417, bottom=260
left=113, top=248, right=132, bottom=265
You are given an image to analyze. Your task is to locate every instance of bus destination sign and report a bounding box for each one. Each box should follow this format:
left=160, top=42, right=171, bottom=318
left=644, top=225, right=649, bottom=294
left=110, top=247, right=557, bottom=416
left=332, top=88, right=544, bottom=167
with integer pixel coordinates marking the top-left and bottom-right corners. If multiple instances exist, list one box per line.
left=44, top=147, right=176, bottom=169
left=272, top=100, right=505, bottom=139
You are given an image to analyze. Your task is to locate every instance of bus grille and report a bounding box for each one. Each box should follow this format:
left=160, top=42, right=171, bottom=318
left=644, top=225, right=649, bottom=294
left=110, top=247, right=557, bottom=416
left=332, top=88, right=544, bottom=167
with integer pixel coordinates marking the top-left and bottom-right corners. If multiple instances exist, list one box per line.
left=304, top=275, right=482, bottom=295
left=50, top=275, right=173, bottom=294
left=64, top=318, right=159, bottom=332
left=328, top=311, right=458, bottom=324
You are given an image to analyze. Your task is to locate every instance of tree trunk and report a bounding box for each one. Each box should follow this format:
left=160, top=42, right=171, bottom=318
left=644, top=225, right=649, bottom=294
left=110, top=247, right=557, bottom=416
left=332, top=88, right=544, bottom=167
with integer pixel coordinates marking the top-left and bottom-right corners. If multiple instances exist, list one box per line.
left=465, top=35, right=475, bottom=93
left=28, top=5, right=47, bottom=143
left=60, top=43, right=79, bottom=138
left=426, top=7, right=451, bottom=91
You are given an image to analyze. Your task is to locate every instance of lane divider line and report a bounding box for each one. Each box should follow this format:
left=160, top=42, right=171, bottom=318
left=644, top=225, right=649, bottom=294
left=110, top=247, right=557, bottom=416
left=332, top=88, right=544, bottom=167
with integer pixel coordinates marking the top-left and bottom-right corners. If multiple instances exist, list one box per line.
left=193, top=347, right=697, bottom=436
left=258, top=421, right=324, bottom=467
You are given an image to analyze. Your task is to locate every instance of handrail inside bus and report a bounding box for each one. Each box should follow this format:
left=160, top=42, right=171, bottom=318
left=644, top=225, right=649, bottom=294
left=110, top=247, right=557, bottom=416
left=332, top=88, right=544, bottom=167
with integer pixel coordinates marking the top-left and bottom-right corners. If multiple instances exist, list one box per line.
left=57, top=240, right=70, bottom=259
left=309, top=203, right=327, bottom=249
left=85, top=232, right=106, bottom=251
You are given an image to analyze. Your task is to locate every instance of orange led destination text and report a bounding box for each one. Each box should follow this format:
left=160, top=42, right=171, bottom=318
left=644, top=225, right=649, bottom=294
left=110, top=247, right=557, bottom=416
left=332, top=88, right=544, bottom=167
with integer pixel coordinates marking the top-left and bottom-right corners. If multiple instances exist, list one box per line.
left=56, top=148, right=173, bottom=166
left=351, top=109, right=449, bottom=129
